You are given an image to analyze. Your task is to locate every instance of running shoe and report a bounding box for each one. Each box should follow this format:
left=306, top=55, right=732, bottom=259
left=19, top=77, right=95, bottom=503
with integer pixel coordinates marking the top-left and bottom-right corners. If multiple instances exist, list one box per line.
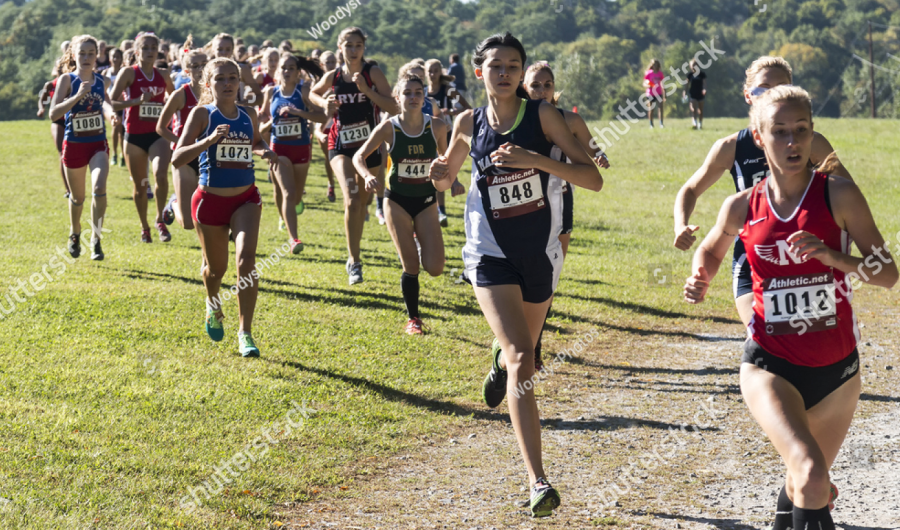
left=157, top=222, right=171, bottom=243
left=482, top=338, right=507, bottom=408
left=535, top=344, right=544, bottom=373
left=119, top=157, right=126, bottom=168
left=111, top=155, right=117, bottom=166
left=64, top=191, right=70, bottom=199
left=238, top=333, right=260, bottom=358
left=364, top=210, right=370, bottom=222
left=147, top=185, right=154, bottom=199
left=327, top=185, right=336, bottom=202
left=278, top=218, right=285, bottom=231
left=290, top=238, right=304, bottom=255
left=438, top=211, right=448, bottom=227
left=530, top=478, right=561, bottom=518
left=162, top=194, right=177, bottom=225
left=405, top=317, right=424, bottom=335
left=346, top=259, right=364, bottom=285
left=295, top=201, right=305, bottom=215
left=205, top=306, right=224, bottom=342
left=91, top=240, right=104, bottom=261
left=376, top=207, right=385, bottom=225
left=141, top=229, right=152, bottom=243
left=67, top=233, right=81, bottom=258
left=829, top=482, right=838, bottom=511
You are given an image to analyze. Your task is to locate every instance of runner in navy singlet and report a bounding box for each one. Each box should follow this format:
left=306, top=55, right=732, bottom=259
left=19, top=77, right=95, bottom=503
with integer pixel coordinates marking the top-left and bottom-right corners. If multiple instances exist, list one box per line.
left=429, top=33, right=602, bottom=518
left=309, top=27, right=400, bottom=285
left=684, top=85, right=896, bottom=530
left=673, top=56, right=853, bottom=326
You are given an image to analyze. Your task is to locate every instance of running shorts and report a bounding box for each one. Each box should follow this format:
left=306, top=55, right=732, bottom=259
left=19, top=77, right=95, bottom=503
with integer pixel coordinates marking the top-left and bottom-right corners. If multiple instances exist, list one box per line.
left=62, top=139, right=108, bottom=168
left=191, top=185, right=262, bottom=227
left=464, top=252, right=563, bottom=304
left=125, top=131, right=163, bottom=154
left=386, top=189, right=437, bottom=219
left=329, top=148, right=381, bottom=169
left=272, top=143, right=311, bottom=165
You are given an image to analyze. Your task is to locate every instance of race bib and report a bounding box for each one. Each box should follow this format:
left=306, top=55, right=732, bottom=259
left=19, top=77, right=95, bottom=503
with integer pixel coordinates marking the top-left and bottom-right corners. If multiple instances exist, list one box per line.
left=72, top=110, right=104, bottom=137
left=486, top=168, right=545, bottom=219
left=762, top=272, right=838, bottom=335
left=338, top=121, right=371, bottom=147
left=397, top=158, right=430, bottom=184
left=215, top=141, right=253, bottom=170
left=274, top=118, right=303, bottom=140
left=139, top=102, right=163, bottom=121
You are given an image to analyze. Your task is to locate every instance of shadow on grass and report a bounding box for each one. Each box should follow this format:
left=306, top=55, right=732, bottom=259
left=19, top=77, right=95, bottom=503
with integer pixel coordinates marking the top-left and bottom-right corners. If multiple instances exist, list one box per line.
left=271, top=359, right=509, bottom=421
left=555, top=292, right=740, bottom=325
left=543, top=415, right=721, bottom=432
left=649, top=513, right=759, bottom=530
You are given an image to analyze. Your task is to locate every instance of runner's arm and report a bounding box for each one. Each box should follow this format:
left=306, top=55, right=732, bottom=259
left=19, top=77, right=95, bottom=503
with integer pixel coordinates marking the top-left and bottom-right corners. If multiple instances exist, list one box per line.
left=241, top=64, right=263, bottom=106
left=365, top=66, right=400, bottom=116
left=308, top=71, right=335, bottom=109
left=352, top=120, right=392, bottom=182
left=109, top=68, right=147, bottom=112
left=49, top=75, right=83, bottom=122
left=685, top=191, right=749, bottom=303
left=428, top=109, right=473, bottom=193
left=566, top=111, right=609, bottom=167
left=37, top=81, right=52, bottom=117
left=156, top=88, right=185, bottom=144
left=172, top=107, right=212, bottom=168
left=673, top=135, right=735, bottom=249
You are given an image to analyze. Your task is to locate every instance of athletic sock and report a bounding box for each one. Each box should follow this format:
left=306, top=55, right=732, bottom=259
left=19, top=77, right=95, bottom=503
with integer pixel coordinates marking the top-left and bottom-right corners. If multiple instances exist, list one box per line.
left=773, top=485, right=793, bottom=530
left=438, top=205, right=446, bottom=215
left=376, top=196, right=383, bottom=211
left=401, top=272, right=420, bottom=319
left=792, top=505, right=835, bottom=530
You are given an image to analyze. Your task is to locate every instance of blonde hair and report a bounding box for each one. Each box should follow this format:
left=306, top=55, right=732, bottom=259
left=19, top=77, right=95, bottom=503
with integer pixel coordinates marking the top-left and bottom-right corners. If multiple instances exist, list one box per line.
left=743, top=56, right=793, bottom=92
left=198, top=57, right=241, bottom=106
left=60, top=34, right=99, bottom=74
left=425, top=58, right=455, bottom=87
left=525, top=61, right=562, bottom=106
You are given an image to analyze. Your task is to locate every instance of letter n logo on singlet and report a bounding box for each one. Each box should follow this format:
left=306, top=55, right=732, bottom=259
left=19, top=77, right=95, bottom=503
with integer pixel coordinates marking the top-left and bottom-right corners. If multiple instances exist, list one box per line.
left=755, top=241, right=804, bottom=266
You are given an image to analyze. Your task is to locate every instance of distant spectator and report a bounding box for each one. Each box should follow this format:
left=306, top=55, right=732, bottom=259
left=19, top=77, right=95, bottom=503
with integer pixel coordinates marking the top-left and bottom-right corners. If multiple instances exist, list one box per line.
left=447, top=53, right=467, bottom=100
left=683, top=58, right=707, bottom=129
left=261, top=39, right=274, bottom=48
left=279, top=40, right=292, bottom=53
left=95, top=40, right=110, bottom=73
left=120, top=39, right=133, bottom=51
left=643, top=58, right=665, bottom=128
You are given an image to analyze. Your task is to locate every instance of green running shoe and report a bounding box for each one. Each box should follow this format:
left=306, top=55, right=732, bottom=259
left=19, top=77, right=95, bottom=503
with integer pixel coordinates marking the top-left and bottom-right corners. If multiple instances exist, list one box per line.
left=239, top=333, right=260, bottom=358
left=530, top=478, right=560, bottom=518
left=482, top=338, right=507, bottom=408
left=205, top=306, right=224, bottom=342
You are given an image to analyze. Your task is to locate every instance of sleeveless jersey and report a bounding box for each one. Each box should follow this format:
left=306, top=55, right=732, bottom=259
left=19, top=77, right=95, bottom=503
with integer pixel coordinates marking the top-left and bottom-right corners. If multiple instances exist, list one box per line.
left=742, top=171, right=858, bottom=366
left=328, top=62, right=378, bottom=151
left=387, top=115, right=438, bottom=197
left=172, top=71, right=191, bottom=90
left=43, top=78, right=57, bottom=107
left=429, top=84, right=453, bottom=127
left=124, top=65, right=167, bottom=134
left=260, top=72, right=275, bottom=89
left=548, top=109, right=571, bottom=236
left=270, top=85, right=311, bottom=146
left=198, top=105, right=256, bottom=188
left=730, top=128, right=769, bottom=192
left=171, top=84, right=198, bottom=150
left=422, top=98, right=434, bottom=116
left=464, top=99, right=560, bottom=259
left=63, top=72, right=107, bottom=143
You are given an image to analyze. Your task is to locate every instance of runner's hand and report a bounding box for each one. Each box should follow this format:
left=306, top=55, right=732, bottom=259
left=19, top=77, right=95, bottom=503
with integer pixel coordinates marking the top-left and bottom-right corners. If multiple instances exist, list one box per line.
left=684, top=266, right=709, bottom=304
left=138, top=92, right=152, bottom=104
left=325, top=94, right=337, bottom=115
left=674, top=225, right=700, bottom=250
left=352, top=72, right=369, bottom=94
left=788, top=230, right=837, bottom=267
left=278, top=106, right=293, bottom=117
left=595, top=153, right=610, bottom=169
left=429, top=155, right=450, bottom=181
left=451, top=179, right=465, bottom=197
left=207, top=124, right=230, bottom=144
left=364, top=174, right=379, bottom=193
left=262, top=149, right=279, bottom=172
left=37, top=108, right=45, bottom=118
left=491, top=142, right=535, bottom=168
left=74, top=81, right=92, bottom=101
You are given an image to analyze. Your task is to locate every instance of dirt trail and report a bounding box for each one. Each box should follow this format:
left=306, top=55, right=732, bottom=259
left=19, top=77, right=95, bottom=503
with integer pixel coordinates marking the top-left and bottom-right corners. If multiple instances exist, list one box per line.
left=281, top=295, right=900, bottom=530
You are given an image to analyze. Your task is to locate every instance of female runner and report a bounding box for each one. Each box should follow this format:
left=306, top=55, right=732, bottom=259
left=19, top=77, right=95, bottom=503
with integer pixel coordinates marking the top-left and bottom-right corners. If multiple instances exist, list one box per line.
left=310, top=27, right=399, bottom=285
left=429, top=33, right=602, bottom=517
left=49, top=34, right=118, bottom=260
left=314, top=50, right=339, bottom=202
left=209, top=33, right=263, bottom=105
left=37, top=58, right=71, bottom=197
left=110, top=31, right=175, bottom=243
left=104, top=47, right=126, bottom=167
left=172, top=57, right=278, bottom=358
left=643, top=59, right=665, bottom=127
left=158, top=38, right=206, bottom=231
left=426, top=58, right=469, bottom=226
left=353, top=74, right=448, bottom=334
left=259, top=53, right=328, bottom=253
left=674, top=56, right=852, bottom=326
left=684, top=85, right=897, bottom=530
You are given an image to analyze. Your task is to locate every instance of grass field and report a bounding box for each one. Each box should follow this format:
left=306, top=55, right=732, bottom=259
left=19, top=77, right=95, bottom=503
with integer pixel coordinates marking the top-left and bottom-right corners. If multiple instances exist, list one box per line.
left=0, top=117, right=898, bottom=529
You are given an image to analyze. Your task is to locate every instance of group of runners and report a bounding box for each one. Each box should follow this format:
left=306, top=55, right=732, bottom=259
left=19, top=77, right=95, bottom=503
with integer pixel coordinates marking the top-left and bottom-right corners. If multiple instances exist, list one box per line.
left=41, top=27, right=898, bottom=525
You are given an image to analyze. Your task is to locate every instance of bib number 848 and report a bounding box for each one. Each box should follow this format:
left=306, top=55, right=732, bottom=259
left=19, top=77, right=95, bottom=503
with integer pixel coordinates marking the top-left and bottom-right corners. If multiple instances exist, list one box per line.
left=498, top=181, right=534, bottom=204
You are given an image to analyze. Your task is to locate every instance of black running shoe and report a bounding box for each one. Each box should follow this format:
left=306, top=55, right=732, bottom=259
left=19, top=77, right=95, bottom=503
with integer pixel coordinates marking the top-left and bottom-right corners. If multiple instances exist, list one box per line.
left=67, top=233, right=81, bottom=258
left=91, top=240, right=104, bottom=261
left=535, top=342, right=544, bottom=373
left=530, top=477, right=561, bottom=517
left=482, top=338, right=507, bottom=408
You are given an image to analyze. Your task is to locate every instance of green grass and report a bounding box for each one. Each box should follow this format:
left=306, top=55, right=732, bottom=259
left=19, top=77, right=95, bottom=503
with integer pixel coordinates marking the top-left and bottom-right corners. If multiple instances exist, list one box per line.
left=1, top=117, right=898, bottom=529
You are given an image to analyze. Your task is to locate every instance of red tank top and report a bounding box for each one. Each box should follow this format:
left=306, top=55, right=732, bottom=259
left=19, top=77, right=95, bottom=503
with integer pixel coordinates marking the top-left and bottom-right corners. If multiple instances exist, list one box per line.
left=125, top=65, right=167, bottom=134
left=261, top=73, right=275, bottom=89
left=741, top=171, right=858, bottom=366
left=171, top=84, right=198, bottom=149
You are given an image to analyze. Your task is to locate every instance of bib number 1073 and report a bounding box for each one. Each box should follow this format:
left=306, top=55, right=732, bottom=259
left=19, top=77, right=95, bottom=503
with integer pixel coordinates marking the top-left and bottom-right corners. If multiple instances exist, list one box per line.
left=216, top=143, right=253, bottom=169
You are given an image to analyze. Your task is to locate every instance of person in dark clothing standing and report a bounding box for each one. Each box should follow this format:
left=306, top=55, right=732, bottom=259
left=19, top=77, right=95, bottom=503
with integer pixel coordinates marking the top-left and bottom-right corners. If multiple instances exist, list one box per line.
left=684, top=58, right=707, bottom=129
left=447, top=53, right=467, bottom=100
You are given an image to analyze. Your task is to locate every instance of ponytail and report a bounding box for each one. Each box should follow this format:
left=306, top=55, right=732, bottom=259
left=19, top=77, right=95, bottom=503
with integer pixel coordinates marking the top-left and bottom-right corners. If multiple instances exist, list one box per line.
left=814, top=151, right=842, bottom=175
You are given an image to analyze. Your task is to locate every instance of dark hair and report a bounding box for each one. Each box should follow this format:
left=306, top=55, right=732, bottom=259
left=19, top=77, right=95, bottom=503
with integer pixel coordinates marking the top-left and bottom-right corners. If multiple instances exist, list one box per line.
left=280, top=53, right=325, bottom=80
left=450, top=53, right=460, bottom=63
left=473, top=33, right=529, bottom=99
